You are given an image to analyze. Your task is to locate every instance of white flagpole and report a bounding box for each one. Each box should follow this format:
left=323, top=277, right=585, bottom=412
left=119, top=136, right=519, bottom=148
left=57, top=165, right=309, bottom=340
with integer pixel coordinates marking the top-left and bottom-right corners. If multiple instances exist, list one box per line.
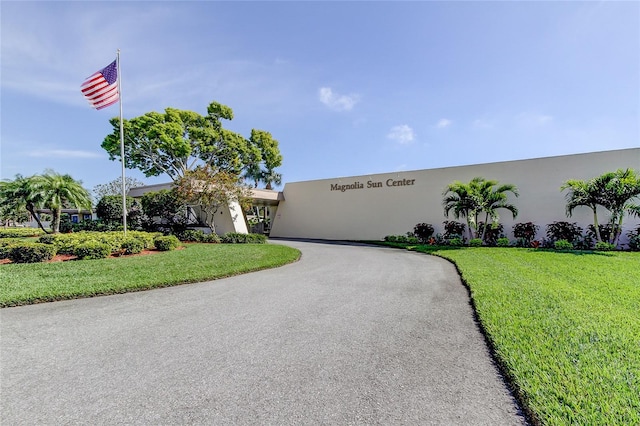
left=117, top=49, right=127, bottom=234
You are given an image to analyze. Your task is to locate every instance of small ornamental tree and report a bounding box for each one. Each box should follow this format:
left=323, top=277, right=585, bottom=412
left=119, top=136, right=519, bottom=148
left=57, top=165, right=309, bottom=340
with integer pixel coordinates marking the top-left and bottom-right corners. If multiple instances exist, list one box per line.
left=141, top=189, right=188, bottom=233
left=174, top=165, right=252, bottom=234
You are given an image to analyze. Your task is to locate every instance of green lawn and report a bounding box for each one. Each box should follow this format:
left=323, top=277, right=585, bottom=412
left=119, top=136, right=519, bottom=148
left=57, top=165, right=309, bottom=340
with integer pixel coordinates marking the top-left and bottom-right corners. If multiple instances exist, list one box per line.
left=0, top=243, right=300, bottom=307
left=411, top=246, right=640, bottom=425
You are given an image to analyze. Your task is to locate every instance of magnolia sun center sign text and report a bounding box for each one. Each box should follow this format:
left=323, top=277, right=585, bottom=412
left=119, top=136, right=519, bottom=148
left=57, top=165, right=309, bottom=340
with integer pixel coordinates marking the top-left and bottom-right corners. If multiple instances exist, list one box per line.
left=330, top=178, right=416, bottom=193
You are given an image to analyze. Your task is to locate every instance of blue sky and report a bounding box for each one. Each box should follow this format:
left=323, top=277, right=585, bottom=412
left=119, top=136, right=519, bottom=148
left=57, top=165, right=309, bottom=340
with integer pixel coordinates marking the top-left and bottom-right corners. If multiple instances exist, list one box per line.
left=2, top=1, right=638, bottom=195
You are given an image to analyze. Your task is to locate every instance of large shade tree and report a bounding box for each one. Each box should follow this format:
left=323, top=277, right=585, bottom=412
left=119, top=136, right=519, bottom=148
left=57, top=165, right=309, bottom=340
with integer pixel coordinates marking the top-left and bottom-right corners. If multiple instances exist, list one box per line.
left=102, top=101, right=281, bottom=184
left=243, top=129, right=283, bottom=189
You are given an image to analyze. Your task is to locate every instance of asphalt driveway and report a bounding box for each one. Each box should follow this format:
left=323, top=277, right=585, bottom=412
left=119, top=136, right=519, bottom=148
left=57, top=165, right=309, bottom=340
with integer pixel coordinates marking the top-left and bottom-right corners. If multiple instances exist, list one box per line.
left=1, top=240, right=526, bottom=425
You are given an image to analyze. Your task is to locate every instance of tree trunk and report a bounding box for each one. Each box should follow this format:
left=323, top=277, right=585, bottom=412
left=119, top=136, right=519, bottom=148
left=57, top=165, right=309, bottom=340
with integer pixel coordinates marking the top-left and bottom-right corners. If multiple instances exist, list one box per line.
left=26, top=204, right=50, bottom=234
left=592, top=208, right=602, bottom=243
left=52, top=209, right=61, bottom=234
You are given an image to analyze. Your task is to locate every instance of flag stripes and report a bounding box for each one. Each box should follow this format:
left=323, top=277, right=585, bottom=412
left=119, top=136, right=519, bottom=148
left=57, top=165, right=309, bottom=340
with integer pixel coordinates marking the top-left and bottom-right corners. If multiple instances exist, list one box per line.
left=80, top=59, right=119, bottom=110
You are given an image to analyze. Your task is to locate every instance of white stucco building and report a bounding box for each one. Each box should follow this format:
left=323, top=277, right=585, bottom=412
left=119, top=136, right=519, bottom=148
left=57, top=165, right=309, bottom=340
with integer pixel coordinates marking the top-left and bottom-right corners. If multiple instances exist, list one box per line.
left=130, top=148, right=640, bottom=245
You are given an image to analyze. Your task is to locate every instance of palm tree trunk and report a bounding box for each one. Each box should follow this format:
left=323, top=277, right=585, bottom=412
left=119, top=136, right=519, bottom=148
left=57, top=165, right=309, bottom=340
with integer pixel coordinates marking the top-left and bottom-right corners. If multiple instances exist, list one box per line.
left=481, top=212, right=490, bottom=243
left=591, top=208, right=602, bottom=243
left=26, top=204, right=50, bottom=234
left=52, top=209, right=61, bottom=234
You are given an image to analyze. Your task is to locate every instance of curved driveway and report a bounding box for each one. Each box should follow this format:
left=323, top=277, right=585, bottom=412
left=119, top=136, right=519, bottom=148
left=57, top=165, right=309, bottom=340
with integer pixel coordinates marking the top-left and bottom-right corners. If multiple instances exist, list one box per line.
left=1, top=240, right=526, bottom=425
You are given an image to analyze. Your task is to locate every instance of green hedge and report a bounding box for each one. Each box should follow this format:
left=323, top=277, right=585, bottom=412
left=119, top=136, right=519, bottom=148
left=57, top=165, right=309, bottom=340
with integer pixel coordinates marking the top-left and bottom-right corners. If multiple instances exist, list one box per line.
left=120, top=237, right=144, bottom=255
left=154, top=235, right=180, bottom=251
left=74, top=242, right=111, bottom=260
left=221, top=232, right=267, bottom=244
left=0, top=239, right=24, bottom=259
left=0, top=228, right=45, bottom=239
left=8, top=243, right=57, bottom=263
left=38, top=231, right=160, bottom=255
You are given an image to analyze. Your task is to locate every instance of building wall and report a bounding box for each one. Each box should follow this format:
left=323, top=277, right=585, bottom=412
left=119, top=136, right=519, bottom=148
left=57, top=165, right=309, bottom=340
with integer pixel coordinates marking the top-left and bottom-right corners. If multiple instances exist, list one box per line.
left=269, top=148, right=640, bottom=242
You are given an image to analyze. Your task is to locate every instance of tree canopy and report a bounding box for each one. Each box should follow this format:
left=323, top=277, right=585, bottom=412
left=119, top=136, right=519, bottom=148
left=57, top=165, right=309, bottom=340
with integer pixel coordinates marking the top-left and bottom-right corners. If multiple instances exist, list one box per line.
left=0, top=171, right=92, bottom=234
left=93, top=176, right=145, bottom=201
left=563, top=168, right=640, bottom=245
left=443, top=177, right=519, bottom=242
left=102, top=101, right=282, bottom=187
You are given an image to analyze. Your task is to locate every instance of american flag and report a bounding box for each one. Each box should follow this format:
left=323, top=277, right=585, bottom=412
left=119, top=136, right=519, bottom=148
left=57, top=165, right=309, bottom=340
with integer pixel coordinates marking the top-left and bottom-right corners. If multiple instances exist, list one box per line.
left=80, top=60, right=119, bottom=110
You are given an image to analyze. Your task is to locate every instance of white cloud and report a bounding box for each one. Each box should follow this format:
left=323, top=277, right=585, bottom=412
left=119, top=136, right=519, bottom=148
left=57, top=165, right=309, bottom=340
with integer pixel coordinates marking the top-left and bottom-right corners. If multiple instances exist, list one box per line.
left=436, top=118, right=452, bottom=128
left=387, top=125, right=415, bottom=144
left=318, top=87, right=360, bottom=111
left=473, top=118, right=494, bottom=129
left=26, top=150, right=104, bottom=159
left=517, top=112, right=554, bottom=127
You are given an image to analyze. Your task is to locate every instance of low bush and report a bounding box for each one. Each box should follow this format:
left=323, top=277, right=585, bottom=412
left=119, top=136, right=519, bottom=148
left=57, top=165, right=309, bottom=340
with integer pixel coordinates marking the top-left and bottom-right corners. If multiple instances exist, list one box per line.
left=0, top=239, right=23, bottom=259
left=443, top=221, right=466, bottom=240
left=202, top=233, right=221, bottom=244
left=177, top=229, right=205, bottom=242
left=8, top=243, right=57, bottom=263
left=554, top=239, right=574, bottom=250
left=594, top=241, right=616, bottom=251
left=626, top=226, right=640, bottom=251
left=120, top=237, right=144, bottom=255
left=546, top=221, right=583, bottom=244
left=469, top=238, right=483, bottom=247
left=477, top=222, right=504, bottom=246
left=513, top=222, right=539, bottom=246
left=154, top=235, right=180, bottom=251
left=75, top=242, right=111, bottom=260
left=0, top=228, right=45, bottom=238
left=448, top=237, right=464, bottom=247
left=413, top=223, right=435, bottom=243
left=496, top=237, right=510, bottom=247
left=221, top=233, right=267, bottom=244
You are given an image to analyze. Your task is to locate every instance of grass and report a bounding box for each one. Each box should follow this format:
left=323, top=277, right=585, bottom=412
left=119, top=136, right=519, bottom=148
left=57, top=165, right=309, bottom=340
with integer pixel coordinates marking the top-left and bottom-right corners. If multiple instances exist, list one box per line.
left=389, top=244, right=639, bottom=425
left=0, top=243, right=300, bottom=307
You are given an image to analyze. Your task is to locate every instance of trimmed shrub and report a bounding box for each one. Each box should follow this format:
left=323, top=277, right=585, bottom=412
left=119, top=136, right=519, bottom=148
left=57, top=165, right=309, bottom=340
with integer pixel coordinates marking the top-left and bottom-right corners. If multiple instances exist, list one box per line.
left=496, top=238, right=510, bottom=247
left=8, top=243, right=57, bottom=263
left=449, top=237, right=464, bottom=247
left=0, top=228, right=45, bottom=238
left=477, top=222, right=504, bottom=246
left=120, top=237, right=144, bottom=255
left=554, top=239, right=574, bottom=250
left=627, top=226, right=640, bottom=251
left=74, top=242, right=111, bottom=260
left=443, top=221, right=466, bottom=240
left=202, top=233, right=221, bottom=244
left=546, top=222, right=583, bottom=244
left=594, top=241, right=616, bottom=251
left=0, top=238, right=23, bottom=259
left=413, top=223, right=435, bottom=244
left=469, top=238, right=483, bottom=247
left=221, top=233, right=267, bottom=244
left=513, top=222, right=539, bottom=247
left=154, top=235, right=180, bottom=251
left=177, top=229, right=205, bottom=242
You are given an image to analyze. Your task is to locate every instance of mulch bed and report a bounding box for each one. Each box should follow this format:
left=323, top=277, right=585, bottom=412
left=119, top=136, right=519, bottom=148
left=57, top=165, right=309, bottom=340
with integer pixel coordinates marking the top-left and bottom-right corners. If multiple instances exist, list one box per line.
left=0, top=247, right=185, bottom=265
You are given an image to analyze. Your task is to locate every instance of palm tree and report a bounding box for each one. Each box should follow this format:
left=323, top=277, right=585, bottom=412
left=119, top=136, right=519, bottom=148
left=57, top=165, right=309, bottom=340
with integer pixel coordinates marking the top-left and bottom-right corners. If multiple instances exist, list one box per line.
left=261, top=168, right=282, bottom=190
left=561, top=177, right=608, bottom=242
left=600, top=168, right=640, bottom=245
left=442, top=180, right=476, bottom=241
left=444, top=177, right=519, bottom=242
left=473, top=179, right=519, bottom=242
left=34, top=171, right=93, bottom=234
left=1, top=174, right=50, bottom=232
